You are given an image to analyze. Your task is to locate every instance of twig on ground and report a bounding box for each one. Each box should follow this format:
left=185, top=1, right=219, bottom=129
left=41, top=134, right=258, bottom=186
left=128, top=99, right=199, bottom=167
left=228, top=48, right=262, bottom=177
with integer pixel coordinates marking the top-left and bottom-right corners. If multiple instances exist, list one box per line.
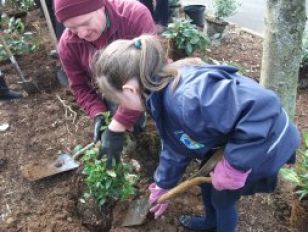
left=56, top=94, right=77, bottom=123
left=66, top=123, right=73, bottom=136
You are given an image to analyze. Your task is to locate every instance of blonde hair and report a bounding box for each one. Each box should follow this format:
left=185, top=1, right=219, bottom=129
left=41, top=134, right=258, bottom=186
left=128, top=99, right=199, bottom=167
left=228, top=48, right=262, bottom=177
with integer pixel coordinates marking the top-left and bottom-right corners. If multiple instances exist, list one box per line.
left=93, top=35, right=180, bottom=101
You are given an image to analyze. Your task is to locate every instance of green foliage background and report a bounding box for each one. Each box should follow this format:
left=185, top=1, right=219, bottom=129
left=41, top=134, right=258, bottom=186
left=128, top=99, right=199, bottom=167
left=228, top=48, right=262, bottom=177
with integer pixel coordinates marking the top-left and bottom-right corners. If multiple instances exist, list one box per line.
left=280, top=131, right=308, bottom=200
left=162, top=18, right=210, bottom=56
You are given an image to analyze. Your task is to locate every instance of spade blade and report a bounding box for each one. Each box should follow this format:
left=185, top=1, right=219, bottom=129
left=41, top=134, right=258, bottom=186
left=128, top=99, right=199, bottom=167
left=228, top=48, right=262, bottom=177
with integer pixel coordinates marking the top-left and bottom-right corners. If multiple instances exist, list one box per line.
left=121, top=197, right=152, bottom=227
left=21, top=153, right=80, bottom=181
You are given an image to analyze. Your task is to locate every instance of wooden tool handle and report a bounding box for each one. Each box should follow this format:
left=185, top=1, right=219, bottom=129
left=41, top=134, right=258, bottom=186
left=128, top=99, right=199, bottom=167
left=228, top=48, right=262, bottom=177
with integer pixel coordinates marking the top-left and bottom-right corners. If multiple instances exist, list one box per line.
left=40, top=0, right=58, bottom=48
left=157, top=177, right=211, bottom=203
left=72, top=142, right=95, bottom=160
left=191, top=149, right=224, bottom=178
left=156, top=148, right=223, bottom=204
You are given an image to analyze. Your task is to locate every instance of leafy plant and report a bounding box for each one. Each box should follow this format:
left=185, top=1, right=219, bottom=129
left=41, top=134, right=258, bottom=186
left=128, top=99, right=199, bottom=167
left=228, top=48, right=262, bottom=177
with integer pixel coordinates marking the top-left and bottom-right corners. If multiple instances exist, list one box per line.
left=0, top=33, right=39, bottom=60
left=301, top=30, right=308, bottom=64
left=280, top=131, right=308, bottom=200
left=0, top=15, right=40, bottom=61
left=4, top=0, right=35, bottom=12
left=100, top=111, right=112, bottom=131
left=6, top=17, right=25, bottom=34
left=213, top=0, right=240, bottom=20
left=81, top=145, right=139, bottom=206
left=162, top=18, right=210, bottom=55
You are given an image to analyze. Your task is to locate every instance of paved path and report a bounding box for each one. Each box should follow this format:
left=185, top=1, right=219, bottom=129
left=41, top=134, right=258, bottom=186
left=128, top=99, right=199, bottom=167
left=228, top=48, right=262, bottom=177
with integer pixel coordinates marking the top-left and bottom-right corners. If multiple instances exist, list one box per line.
left=181, top=0, right=307, bottom=36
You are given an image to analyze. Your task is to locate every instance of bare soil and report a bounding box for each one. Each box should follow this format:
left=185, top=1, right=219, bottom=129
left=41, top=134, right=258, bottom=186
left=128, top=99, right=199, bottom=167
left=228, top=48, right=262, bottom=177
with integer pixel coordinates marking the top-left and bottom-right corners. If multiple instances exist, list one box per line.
left=1, top=10, right=307, bottom=232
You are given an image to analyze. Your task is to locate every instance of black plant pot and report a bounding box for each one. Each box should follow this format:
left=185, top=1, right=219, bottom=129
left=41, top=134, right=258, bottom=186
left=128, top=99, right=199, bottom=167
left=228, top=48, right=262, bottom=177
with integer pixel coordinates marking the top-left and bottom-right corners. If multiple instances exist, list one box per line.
left=205, top=16, right=228, bottom=38
left=183, top=5, right=206, bottom=28
left=168, top=40, right=187, bottom=61
left=298, top=62, right=308, bottom=89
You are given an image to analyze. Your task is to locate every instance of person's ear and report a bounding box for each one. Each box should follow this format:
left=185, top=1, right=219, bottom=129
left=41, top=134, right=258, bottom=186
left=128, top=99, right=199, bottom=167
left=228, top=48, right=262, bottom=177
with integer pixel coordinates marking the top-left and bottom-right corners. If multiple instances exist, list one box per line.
left=98, top=6, right=105, bottom=17
left=122, top=84, right=138, bottom=94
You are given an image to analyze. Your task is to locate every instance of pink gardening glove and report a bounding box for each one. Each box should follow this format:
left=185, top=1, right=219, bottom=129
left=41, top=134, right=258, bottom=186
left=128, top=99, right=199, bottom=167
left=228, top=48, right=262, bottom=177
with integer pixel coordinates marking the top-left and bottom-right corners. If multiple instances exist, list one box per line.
left=210, top=159, right=251, bottom=191
left=148, top=182, right=170, bottom=219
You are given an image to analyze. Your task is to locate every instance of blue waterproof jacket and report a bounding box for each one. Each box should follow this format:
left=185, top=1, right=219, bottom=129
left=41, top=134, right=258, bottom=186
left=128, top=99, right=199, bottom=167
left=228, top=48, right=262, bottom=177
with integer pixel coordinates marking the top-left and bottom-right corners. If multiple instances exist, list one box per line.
left=146, top=65, right=300, bottom=190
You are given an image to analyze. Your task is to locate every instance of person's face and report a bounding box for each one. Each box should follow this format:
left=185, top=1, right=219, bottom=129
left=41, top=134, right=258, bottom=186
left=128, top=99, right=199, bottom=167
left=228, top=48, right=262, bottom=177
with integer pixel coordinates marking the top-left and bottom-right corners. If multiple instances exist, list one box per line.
left=63, top=7, right=106, bottom=42
left=116, top=79, right=144, bottom=112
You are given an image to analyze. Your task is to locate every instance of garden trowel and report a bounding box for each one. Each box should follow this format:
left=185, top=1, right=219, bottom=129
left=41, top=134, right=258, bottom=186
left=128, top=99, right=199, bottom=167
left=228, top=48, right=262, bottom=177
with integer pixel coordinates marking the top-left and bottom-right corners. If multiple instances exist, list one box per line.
left=0, top=34, right=40, bottom=94
left=21, top=143, right=94, bottom=181
left=121, top=149, right=223, bottom=227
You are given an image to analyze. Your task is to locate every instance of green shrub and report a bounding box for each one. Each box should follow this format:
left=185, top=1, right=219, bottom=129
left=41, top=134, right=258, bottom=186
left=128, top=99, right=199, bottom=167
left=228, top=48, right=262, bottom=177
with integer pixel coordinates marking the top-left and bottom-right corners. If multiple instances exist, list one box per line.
left=0, top=16, right=39, bottom=61
left=7, top=17, right=25, bottom=33
left=5, top=0, right=35, bottom=12
left=81, top=146, right=139, bottom=206
left=162, top=18, right=210, bottom=56
left=213, top=0, right=240, bottom=20
left=280, top=131, right=308, bottom=200
left=78, top=111, right=138, bottom=206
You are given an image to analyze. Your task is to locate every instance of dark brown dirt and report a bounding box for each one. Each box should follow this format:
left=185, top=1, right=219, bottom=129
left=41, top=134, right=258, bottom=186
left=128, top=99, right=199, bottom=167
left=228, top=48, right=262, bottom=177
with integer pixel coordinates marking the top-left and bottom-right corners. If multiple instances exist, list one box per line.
left=0, top=9, right=307, bottom=232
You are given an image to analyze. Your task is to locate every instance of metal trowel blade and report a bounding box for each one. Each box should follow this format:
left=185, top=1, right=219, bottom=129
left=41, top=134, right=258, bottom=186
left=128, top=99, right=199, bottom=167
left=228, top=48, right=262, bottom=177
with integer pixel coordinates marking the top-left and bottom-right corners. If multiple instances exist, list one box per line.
left=121, top=197, right=152, bottom=227
left=21, top=153, right=80, bottom=181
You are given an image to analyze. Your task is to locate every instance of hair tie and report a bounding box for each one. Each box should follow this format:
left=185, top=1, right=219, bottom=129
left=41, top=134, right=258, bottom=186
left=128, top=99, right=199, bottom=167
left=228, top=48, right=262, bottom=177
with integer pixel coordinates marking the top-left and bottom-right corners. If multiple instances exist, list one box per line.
left=133, top=39, right=142, bottom=49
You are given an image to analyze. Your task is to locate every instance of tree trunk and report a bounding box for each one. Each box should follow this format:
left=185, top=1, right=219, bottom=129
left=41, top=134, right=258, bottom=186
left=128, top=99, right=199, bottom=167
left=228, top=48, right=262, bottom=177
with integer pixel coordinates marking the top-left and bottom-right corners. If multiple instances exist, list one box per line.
left=260, top=0, right=306, bottom=119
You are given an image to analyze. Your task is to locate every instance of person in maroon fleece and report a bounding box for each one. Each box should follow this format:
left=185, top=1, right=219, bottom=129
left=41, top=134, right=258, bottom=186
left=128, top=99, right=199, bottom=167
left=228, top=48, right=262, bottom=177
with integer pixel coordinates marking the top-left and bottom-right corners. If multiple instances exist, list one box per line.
left=54, top=0, right=156, bottom=168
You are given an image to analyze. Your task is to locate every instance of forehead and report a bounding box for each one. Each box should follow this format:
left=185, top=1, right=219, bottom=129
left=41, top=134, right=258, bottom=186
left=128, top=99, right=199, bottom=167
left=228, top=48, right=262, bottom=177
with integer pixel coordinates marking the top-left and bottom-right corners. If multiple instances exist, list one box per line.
left=63, top=11, right=95, bottom=28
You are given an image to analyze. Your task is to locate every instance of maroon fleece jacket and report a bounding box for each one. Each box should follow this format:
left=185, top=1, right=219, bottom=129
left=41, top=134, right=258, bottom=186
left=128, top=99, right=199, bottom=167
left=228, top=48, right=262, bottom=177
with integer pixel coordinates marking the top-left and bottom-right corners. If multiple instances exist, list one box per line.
left=58, top=0, right=156, bottom=128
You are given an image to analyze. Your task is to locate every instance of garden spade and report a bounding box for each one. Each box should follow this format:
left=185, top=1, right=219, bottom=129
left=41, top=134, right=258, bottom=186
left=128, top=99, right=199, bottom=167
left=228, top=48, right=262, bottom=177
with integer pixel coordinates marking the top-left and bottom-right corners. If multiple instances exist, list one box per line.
left=21, top=143, right=95, bottom=181
left=121, top=149, right=223, bottom=227
left=0, top=34, right=40, bottom=94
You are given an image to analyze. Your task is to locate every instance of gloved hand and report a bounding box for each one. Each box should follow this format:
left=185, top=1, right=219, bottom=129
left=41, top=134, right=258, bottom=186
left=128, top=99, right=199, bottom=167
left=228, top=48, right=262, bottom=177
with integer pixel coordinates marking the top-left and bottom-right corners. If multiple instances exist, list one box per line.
left=148, top=182, right=170, bottom=219
left=98, top=128, right=125, bottom=169
left=93, top=115, right=105, bottom=144
left=210, top=159, right=251, bottom=191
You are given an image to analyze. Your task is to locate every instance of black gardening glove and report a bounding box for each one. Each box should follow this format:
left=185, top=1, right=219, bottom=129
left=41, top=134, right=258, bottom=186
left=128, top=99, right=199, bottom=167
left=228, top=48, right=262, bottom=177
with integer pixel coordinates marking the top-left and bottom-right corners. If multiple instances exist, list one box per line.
left=93, top=115, right=105, bottom=144
left=98, top=128, right=125, bottom=169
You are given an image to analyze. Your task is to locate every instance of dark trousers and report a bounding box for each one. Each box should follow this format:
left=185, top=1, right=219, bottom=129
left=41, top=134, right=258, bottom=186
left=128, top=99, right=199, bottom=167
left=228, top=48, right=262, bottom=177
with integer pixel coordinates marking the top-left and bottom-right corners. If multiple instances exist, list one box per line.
left=201, top=183, right=241, bottom=232
left=139, top=0, right=169, bottom=26
left=154, top=0, right=169, bottom=26
left=139, top=0, right=154, bottom=15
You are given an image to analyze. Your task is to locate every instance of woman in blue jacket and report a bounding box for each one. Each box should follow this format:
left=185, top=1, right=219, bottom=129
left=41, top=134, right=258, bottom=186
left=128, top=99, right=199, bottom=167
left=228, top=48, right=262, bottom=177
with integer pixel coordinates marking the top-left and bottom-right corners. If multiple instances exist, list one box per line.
left=93, top=35, right=300, bottom=232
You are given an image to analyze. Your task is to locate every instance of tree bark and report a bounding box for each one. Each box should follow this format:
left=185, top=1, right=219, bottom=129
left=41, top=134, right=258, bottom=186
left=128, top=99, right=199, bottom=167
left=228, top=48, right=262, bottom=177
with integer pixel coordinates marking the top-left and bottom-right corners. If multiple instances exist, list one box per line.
left=260, top=0, right=306, bottom=119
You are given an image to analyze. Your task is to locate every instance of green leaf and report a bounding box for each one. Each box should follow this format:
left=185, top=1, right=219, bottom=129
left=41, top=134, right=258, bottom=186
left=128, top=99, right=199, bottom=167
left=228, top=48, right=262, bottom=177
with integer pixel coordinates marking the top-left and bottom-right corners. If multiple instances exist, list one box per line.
left=190, top=36, right=200, bottom=44
left=99, top=198, right=106, bottom=206
left=185, top=43, right=193, bottom=55
left=303, top=131, right=308, bottom=148
left=105, top=179, right=112, bottom=189
left=106, top=170, right=117, bottom=178
left=296, top=189, right=308, bottom=200
left=280, top=168, right=300, bottom=184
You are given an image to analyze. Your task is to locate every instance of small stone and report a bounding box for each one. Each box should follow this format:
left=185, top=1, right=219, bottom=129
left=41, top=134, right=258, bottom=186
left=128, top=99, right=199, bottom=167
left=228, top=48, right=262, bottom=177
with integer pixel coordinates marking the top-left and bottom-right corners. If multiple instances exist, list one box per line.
left=130, top=159, right=141, bottom=172
left=45, top=104, right=60, bottom=113
left=0, top=158, right=7, bottom=169
left=0, top=123, right=9, bottom=132
left=67, top=217, right=73, bottom=222
left=6, top=217, right=16, bottom=226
